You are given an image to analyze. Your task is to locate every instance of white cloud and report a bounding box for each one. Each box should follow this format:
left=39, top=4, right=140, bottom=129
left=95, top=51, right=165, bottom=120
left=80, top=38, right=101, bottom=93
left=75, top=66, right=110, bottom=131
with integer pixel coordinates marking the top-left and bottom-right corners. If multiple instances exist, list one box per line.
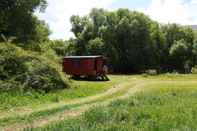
left=36, top=0, right=118, bottom=40
left=191, top=0, right=197, bottom=4
left=36, top=0, right=197, bottom=40
left=141, top=0, right=197, bottom=25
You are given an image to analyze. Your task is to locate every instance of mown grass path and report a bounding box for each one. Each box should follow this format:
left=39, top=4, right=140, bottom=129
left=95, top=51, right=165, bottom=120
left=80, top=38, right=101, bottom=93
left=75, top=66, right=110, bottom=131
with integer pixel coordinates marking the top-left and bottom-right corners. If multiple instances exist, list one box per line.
left=1, top=80, right=139, bottom=131
left=1, top=76, right=197, bottom=131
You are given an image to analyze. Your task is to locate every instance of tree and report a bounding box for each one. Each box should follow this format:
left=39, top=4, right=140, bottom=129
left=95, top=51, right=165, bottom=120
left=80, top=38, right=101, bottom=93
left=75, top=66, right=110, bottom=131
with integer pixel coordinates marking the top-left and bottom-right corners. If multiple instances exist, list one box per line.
left=192, top=38, right=197, bottom=65
left=149, top=22, right=166, bottom=70
left=33, top=19, right=51, bottom=42
left=0, top=0, right=48, bottom=43
left=105, top=10, right=153, bottom=72
left=87, top=38, right=104, bottom=55
left=90, top=8, right=107, bottom=37
left=169, top=39, right=189, bottom=70
left=68, top=8, right=197, bottom=73
left=70, top=16, right=91, bottom=38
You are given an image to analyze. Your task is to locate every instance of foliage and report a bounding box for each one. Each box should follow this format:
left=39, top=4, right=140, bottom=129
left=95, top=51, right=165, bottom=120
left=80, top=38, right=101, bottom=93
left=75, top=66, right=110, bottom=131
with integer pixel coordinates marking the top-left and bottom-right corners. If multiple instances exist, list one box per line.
left=0, top=0, right=50, bottom=43
left=68, top=8, right=197, bottom=73
left=1, top=4, right=197, bottom=73
left=87, top=37, right=104, bottom=55
left=169, top=39, right=189, bottom=70
left=69, top=9, right=155, bottom=73
left=0, top=42, right=69, bottom=92
left=192, top=38, right=197, bottom=64
left=47, top=40, right=69, bottom=56
left=191, top=66, right=197, bottom=74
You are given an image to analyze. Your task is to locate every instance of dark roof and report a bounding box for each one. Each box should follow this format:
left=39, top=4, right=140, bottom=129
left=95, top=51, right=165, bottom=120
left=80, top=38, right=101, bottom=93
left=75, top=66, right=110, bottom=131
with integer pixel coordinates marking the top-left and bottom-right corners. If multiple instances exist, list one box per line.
left=64, top=56, right=103, bottom=59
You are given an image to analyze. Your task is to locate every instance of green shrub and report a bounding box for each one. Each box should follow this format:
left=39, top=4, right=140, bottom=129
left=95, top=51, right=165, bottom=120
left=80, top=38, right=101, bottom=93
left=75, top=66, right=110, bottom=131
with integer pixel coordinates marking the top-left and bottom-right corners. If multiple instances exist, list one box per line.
left=191, top=66, right=197, bottom=74
left=37, top=40, right=68, bottom=56
left=0, top=43, right=69, bottom=92
left=0, top=80, right=23, bottom=92
left=51, top=95, right=61, bottom=103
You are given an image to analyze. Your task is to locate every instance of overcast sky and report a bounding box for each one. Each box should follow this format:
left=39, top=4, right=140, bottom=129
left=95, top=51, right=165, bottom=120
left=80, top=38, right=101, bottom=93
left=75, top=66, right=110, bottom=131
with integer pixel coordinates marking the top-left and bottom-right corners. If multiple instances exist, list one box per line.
left=35, top=0, right=197, bottom=40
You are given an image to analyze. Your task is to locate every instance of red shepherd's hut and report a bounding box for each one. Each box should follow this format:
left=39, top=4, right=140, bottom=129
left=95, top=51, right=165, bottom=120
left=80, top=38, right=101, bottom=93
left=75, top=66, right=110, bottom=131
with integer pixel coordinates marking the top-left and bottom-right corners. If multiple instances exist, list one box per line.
left=63, top=56, right=108, bottom=79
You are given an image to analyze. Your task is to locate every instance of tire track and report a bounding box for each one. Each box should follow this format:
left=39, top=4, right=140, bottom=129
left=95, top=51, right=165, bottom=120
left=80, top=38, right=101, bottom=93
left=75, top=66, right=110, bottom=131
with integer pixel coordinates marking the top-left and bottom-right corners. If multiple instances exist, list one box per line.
left=3, top=80, right=197, bottom=131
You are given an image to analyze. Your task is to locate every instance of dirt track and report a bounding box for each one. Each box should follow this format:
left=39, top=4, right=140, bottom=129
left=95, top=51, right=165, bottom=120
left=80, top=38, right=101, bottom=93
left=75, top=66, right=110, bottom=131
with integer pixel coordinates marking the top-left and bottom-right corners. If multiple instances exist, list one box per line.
left=2, top=80, right=197, bottom=131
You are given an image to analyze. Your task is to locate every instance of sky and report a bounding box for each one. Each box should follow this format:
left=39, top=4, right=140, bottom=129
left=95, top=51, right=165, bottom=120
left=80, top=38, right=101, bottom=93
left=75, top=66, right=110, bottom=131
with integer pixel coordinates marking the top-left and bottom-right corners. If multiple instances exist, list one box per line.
left=35, top=0, right=197, bottom=40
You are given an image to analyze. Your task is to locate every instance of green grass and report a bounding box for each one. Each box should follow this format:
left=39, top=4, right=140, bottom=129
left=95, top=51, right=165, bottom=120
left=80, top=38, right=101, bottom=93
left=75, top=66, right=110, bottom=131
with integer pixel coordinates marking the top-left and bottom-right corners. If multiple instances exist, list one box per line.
left=0, top=75, right=138, bottom=127
left=59, top=75, right=135, bottom=99
left=2, top=74, right=197, bottom=130
left=27, top=82, right=197, bottom=131
left=142, top=73, right=197, bottom=81
left=0, top=105, right=70, bottom=127
left=2, top=74, right=197, bottom=112
left=0, top=75, right=137, bottom=113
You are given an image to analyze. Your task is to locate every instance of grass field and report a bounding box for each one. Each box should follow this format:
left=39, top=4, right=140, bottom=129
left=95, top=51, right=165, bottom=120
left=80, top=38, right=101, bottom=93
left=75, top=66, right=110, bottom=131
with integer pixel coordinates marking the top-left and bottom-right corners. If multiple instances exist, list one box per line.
left=0, top=75, right=135, bottom=112
left=1, top=74, right=197, bottom=130
left=26, top=82, right=197, bottom=131
left=0, top=75, right=139, bottom=129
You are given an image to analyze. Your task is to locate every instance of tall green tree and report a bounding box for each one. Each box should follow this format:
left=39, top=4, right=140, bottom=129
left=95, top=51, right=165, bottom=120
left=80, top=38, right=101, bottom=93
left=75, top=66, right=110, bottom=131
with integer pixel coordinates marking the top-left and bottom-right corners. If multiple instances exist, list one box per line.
left=0, top=0, right=49, bottom=43
left=68, top=8, right=197, bottom=73
left=170, top=39, right=189, bottom=70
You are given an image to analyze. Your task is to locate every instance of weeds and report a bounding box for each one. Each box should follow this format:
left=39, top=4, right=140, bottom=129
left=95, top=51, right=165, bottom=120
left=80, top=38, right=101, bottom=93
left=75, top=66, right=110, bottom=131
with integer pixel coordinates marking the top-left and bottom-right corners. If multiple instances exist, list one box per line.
left=27, top=83, right=197, bottom=131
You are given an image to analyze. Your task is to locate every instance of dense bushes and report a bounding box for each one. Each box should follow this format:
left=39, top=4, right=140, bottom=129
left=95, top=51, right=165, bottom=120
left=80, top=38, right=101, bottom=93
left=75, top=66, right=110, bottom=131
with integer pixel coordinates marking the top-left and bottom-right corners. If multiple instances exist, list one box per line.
left=0, top=43, right=69, bottom=92
left=44, top=40, right=69, bottom=56
left=0, top=80, right=21, bottom=92
left=0, top=1, right=71, bottom=93
left=191, top=66, right=197, bottom=74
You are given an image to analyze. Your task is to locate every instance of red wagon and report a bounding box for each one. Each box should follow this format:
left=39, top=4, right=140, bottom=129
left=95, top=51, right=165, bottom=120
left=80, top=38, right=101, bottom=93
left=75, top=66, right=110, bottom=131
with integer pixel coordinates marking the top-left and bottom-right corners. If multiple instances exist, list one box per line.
left=63, top=56, right=108, bottom=80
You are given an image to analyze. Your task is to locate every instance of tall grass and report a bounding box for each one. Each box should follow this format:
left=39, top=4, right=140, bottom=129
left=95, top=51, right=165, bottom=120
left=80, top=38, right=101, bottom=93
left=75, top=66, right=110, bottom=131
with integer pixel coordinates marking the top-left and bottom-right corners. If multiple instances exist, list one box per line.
left=0, top=75, right=135, bottom=112
left=27, top=83, right=197, bottom=131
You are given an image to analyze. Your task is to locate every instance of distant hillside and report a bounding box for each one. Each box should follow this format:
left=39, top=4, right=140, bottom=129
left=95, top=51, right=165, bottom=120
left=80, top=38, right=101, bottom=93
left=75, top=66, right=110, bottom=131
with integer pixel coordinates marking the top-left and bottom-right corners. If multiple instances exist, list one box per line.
left=190, top=25, right=197, bottom=30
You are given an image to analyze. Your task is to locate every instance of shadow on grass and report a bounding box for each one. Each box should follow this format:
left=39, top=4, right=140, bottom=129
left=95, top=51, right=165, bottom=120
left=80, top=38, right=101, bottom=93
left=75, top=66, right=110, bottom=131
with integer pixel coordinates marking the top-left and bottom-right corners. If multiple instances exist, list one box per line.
left=70, top=76, right=110, bottom=82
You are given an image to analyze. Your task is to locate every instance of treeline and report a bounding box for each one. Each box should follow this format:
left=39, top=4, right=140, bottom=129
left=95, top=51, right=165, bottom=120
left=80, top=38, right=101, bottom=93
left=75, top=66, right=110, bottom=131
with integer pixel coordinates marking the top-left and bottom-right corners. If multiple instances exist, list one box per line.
left=66, top=8, right=197, bottom=73
left=1, top=1, right=197, bottom=75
